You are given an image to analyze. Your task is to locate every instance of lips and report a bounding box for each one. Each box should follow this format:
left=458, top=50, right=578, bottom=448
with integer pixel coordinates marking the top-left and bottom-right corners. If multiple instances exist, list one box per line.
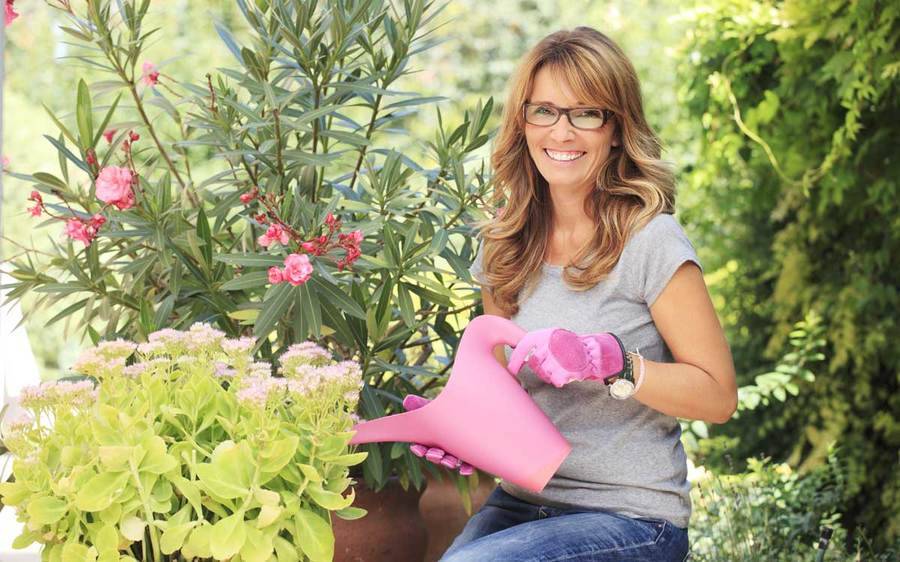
left=544, top=149, right=586, bottom=162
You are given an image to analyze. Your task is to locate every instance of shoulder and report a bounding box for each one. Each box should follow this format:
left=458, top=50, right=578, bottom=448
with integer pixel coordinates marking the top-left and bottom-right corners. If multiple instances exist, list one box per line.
left=626, top=213, right=690, bottom=250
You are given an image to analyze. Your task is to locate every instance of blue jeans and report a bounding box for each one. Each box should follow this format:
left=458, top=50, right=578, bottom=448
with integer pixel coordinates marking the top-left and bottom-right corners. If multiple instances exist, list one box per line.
left=440, top=486, right=689, bottom=561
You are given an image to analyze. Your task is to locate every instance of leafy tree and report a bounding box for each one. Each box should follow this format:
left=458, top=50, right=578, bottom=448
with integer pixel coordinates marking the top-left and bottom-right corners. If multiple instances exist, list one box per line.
left=677, top=0, right=900, bottom=550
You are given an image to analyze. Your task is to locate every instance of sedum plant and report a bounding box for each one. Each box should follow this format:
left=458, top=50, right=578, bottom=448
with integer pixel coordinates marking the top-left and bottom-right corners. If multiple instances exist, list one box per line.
left=3, top=0, right=493, bottom=494
left=0, top=324, right=367, bottom=562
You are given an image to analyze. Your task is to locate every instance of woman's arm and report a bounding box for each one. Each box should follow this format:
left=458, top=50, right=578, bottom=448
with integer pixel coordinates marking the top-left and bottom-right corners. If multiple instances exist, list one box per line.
left=636, top=262, right=738, bottom=424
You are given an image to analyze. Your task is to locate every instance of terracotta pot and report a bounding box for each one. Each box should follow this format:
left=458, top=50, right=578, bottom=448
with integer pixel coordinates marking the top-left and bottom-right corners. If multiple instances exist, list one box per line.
left=333, top=476, right=427, bottom=562
left=419, top=471, right=498, bottom=562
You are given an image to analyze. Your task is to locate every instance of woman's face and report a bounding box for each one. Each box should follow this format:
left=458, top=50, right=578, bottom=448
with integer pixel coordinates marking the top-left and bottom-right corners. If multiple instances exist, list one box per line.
left=524, top=66, right=618, bottom=195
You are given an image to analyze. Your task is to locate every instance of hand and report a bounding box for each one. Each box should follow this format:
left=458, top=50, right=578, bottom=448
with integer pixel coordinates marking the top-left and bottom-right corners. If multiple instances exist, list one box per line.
left=507, top=328, right=626, bottom=388
left=402, top=394, right=474, bottom=476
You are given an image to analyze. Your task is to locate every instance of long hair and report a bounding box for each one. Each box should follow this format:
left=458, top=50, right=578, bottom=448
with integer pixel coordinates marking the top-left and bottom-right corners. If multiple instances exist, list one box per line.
left=474, top=27, right=676, bottom=316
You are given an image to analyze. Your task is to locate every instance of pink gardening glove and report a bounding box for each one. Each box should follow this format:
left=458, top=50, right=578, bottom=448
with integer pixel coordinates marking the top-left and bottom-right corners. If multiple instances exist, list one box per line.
left=507, top=328, right=626, bottom=388
left=403, top=394, right=475, bottom=476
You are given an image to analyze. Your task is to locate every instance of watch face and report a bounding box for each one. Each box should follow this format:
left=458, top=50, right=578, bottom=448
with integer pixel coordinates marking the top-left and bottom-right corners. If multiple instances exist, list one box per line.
left=610, top=379, right=635, bottom=400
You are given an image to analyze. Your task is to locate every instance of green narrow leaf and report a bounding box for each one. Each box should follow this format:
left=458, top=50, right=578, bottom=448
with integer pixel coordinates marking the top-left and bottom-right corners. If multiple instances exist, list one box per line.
left=308, top=277, right=365, bottom=320
left=196, top=206, right=213, bottom=267
left=44, top=135, right=91, bottom=174
left=254, top=283, right=293, bottom=339
left=214, top=253, right=285, bottom=267
left=76, top=79, right=94, bottom=150
left=43, top=103, right=79, bottom=145
left=220, top=271, right=269, bottom=291
left=91, top=93, right=121, bottom=147
left=32, top=172, right=69, bottom=191
left=397, top=283, right=415, bottom=327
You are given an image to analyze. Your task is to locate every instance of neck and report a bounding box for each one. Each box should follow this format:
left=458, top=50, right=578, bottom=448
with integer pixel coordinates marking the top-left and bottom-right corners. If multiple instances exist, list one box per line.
left=548, top=182, right=594, bottom=237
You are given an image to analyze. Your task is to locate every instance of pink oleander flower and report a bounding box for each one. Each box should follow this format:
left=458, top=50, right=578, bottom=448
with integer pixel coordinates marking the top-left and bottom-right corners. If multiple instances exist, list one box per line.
left=103, top=129, right=117, bottom=143
left=141, top=62, right=160, bottom=86
left=240, top=186, right=259, bottom=204
left=27, top=191, right=43, bottom=217
left=65, top=218, right=94, bottom=246
left=258, top=224, right=290, bottom=247
left=282, top=253, right=313, bottom=286
left=95, top=166, right=135, bottom=210
left=268, top=266, right=284, bottom=284
left=5, top=0, right=18, bottom=28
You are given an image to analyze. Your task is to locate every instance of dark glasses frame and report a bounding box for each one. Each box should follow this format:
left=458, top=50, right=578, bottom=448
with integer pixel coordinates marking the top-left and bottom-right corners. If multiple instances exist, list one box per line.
left=523, top=103, right=614, bottom=130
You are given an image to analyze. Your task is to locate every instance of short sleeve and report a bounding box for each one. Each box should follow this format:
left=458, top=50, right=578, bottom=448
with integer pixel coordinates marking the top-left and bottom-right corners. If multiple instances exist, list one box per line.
left=468, top=242, right=487, bottom=285
left=630, top=214, right=703, bottom=307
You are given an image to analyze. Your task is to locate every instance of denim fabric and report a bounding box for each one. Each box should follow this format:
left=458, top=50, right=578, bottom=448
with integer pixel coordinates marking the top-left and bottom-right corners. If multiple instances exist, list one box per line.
left=440, top=486, right=690, bottom=562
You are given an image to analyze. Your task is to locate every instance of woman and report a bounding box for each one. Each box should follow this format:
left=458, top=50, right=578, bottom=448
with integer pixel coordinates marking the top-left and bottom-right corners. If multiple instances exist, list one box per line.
left=407, top=27, right=737, bottom=561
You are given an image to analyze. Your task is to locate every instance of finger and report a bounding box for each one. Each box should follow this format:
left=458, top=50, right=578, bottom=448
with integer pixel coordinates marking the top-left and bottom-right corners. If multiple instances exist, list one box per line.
left=425, top=447, right=445, bottom=464
left=507, top=333, right=539, bottom=375
left=402, top=394, right=430, bottom=411
left=440, top=454, right=461, bottom=469
left=410, top=444, right=428, bottom=457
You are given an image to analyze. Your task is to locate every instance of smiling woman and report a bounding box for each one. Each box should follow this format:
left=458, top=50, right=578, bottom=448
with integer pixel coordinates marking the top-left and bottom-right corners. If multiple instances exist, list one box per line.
left=418, top=26, right=737, bottom=562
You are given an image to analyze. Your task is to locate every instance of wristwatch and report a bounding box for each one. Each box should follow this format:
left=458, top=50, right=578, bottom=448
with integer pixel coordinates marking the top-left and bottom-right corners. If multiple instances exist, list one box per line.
left=605, top=348, right=635, bottom=400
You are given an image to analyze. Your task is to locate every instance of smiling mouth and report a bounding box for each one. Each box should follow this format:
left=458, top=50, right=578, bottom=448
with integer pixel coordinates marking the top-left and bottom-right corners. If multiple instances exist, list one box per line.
left=544, top=149, right=586, bottom=162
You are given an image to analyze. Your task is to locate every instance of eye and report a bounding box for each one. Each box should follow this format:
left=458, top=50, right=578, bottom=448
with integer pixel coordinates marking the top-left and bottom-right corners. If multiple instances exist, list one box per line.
left=576, top=109, right=604, bottom=118
left=534, top=105, right=556, bottom=115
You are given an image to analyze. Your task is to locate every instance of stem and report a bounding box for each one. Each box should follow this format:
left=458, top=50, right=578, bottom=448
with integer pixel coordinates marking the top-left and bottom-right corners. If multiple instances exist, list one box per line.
left=130, top=460, right=162, bottom=562
left=126, top=82, right=199, bottom=206
left=273, top=108, right=285, bottom=181
left=348, top=93, right=383, bottom=192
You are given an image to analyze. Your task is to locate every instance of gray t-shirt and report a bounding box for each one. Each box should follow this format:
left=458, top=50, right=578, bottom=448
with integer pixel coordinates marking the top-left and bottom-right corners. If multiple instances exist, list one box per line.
left=469, top=213, right=701, bottom=529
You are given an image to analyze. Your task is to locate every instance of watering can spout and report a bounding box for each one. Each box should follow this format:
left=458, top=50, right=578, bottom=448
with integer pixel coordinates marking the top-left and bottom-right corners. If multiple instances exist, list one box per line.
left=349, top=315, right=572, bottom=493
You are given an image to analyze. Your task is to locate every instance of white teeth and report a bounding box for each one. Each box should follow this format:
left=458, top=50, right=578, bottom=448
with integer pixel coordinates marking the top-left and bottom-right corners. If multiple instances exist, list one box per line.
left=545, top=149, right=585, bottom=162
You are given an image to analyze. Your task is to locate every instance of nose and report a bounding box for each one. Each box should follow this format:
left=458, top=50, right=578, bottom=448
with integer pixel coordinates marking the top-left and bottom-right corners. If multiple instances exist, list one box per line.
left=549, top=115, right=577, bottom=143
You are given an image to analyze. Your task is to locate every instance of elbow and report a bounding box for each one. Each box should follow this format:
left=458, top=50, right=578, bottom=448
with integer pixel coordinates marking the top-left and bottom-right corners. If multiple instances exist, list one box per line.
left=709, top=393, right=738, bottom=425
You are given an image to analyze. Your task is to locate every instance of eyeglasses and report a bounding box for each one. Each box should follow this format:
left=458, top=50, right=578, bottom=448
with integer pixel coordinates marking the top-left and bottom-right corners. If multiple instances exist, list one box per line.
left=523, top=103, right=614, bottom=130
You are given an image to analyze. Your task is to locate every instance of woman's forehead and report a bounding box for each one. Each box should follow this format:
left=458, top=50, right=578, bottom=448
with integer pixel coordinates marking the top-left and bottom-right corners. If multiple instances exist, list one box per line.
left=529, top=66, right=591, bottom=106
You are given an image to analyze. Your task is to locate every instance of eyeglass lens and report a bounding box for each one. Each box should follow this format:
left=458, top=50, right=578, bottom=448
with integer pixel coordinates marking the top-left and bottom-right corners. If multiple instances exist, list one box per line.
left=524, top=104, right=607, bottom=129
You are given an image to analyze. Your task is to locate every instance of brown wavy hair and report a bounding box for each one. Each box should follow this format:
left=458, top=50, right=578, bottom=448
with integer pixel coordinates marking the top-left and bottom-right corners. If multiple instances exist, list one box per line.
left=474, top=27, right=676, bottom=316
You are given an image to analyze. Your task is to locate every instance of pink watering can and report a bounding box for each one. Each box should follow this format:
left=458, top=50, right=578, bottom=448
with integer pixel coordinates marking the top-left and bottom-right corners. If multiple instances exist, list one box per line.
left=349, top=315, right=572, bottom=493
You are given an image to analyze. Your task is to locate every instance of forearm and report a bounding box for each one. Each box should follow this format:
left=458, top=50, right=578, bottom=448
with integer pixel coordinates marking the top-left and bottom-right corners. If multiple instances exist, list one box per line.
left=630, top=354, right=737, bottom=424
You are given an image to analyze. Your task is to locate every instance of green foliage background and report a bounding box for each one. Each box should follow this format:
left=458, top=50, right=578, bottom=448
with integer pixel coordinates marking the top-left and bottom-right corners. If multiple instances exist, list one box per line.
left=677, top=0, right=900, bottom=551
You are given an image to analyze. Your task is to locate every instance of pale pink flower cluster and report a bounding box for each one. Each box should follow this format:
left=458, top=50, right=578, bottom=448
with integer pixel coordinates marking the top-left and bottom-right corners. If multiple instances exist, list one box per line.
left=258, top=223, right=290, bottom=248
left=235, top=375, right=288, bottom=408
left=213, top=361, right=236, bottom=379
left=268, top=253, right=313, bottom=286
left=124, top=363, right=149, bottom=378
left=279, top=341, right=333, bottom=367
left=123, top=357, right=170, bottom=378
left=183, top=323, right=226, bottom=354
left=19, top=380, right=97, bottom=410
left=280, top=358, right=363, bottom=400
left=72, top=339, right=136, bottom=377
left=248, top=361, right=273, bottom=378
left=95, top=166, right=135, bottom=210
left=222, top=337, right=255, bottom=356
